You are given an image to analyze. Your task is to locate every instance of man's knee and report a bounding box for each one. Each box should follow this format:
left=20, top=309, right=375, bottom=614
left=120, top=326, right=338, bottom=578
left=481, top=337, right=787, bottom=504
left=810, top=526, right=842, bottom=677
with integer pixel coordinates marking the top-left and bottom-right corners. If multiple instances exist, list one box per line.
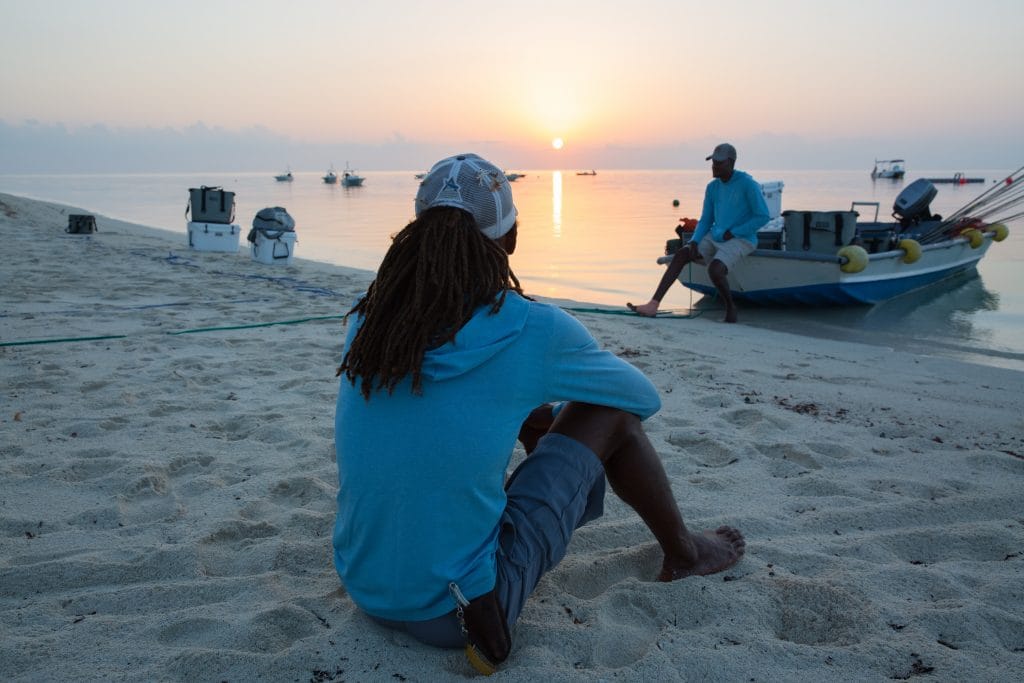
left=549, top=402, right=641, bottom=463
left=708, top=260, right=729, bottom=279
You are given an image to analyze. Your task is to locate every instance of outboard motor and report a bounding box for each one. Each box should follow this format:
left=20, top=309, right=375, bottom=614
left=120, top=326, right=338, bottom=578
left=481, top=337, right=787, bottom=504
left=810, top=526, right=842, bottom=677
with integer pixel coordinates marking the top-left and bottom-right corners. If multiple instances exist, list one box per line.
left=893, top=178, right=939, bottom=228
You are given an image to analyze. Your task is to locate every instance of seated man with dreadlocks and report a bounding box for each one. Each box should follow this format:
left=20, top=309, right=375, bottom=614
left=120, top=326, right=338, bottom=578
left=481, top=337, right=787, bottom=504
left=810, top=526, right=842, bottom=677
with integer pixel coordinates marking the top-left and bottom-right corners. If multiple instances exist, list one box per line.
left=333, top=153, right=745, bottom=674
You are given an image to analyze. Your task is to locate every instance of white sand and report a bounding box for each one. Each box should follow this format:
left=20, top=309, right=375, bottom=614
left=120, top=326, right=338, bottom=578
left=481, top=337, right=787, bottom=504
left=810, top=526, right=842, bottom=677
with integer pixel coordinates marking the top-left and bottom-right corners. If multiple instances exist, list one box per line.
left=2, top=191, right=1023, bottom=682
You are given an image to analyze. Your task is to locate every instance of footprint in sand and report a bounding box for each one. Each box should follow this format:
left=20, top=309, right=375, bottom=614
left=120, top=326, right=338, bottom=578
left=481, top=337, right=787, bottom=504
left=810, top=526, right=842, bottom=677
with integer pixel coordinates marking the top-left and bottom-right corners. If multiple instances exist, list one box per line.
left=167, top=454, right=214, bottom=476
left=755, top=443, right=822, bottom=476
left=551, top=543, right=663, bottom=600
left=769, top=576, right=873, bottom=646
left=665, top=433, right=739, bottom=468
left=270, top=476, right=334, bottom=505
left=122, top=473, right=170, bottom=498
left=200, top=519, right=280, bottom=545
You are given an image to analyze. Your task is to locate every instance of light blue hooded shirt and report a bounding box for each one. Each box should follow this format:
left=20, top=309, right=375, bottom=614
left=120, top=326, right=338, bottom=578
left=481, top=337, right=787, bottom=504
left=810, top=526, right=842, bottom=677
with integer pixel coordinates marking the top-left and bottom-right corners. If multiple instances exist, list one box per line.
left=690, top=170, right=770, bottom=246
left=333, top=292, right=660, bottom=621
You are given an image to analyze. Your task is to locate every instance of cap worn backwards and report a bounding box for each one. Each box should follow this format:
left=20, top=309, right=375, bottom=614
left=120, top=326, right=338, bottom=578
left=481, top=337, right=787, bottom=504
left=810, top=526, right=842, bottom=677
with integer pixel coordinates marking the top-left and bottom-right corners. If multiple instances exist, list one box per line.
left=706, top=143, right=737, bottom=162
left=414, top=153, right=518, bottom=239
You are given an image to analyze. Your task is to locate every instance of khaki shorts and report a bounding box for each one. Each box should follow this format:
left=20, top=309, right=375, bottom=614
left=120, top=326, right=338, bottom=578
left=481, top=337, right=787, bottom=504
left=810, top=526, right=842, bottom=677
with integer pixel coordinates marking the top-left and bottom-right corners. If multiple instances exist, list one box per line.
left=695, top=235, right=755, bottom=270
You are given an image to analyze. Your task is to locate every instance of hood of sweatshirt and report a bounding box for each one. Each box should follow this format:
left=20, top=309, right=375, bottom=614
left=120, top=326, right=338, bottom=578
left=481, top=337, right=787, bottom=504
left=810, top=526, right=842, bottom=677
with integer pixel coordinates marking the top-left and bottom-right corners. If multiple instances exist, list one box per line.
left=419, top=292, right=529, bottom=382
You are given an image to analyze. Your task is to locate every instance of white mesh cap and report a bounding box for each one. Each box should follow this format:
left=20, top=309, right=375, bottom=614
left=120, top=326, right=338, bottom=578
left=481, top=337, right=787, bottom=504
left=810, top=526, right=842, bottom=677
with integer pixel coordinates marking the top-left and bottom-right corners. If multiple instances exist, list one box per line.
left=414, top=153, right=518, bottom=239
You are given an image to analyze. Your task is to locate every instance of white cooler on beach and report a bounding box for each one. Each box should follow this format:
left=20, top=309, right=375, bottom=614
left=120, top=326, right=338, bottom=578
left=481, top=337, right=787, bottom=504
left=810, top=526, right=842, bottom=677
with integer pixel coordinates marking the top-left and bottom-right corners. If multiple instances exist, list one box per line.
left=250, top=229, right=297, bottom=265
left=188, top=221, right=241, bottom=253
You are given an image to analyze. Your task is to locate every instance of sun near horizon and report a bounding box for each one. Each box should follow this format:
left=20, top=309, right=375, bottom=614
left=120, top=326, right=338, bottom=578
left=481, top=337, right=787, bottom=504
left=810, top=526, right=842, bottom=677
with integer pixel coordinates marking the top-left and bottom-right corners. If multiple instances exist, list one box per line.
left=551, top=137, right=564, bottom=150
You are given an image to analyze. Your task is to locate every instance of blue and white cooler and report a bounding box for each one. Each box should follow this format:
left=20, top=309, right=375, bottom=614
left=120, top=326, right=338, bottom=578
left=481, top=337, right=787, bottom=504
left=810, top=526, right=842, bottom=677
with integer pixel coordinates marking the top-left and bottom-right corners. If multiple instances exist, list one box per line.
left=248, top=206, right=297, bottom=265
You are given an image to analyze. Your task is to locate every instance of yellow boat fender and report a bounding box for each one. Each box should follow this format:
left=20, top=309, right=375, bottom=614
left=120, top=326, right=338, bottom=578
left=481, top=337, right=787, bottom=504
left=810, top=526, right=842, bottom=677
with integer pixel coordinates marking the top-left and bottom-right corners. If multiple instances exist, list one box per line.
left=838, top=245, right=868, bottom=273
left=991, top=223, right=1009, bottom=242
left=898, top=238, right=922, bottom=264
left=962, top=228, right=983, bottom=248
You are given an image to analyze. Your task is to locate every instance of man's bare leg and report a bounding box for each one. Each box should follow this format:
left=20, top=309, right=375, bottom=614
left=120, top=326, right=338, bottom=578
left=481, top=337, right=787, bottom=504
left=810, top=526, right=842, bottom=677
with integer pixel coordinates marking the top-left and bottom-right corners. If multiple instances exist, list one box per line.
left=547, top=402, right=744, bottom=580
left=707, top=260, right=738, bottom=323
left=627, top=245, right=696, bottom=318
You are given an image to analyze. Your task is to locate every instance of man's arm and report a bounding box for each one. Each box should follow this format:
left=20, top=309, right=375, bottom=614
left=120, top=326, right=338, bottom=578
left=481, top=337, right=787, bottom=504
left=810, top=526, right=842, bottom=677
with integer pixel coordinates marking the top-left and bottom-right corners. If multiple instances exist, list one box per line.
left=727, top=178, right=770, bottom=243
left=544, top=309, right=661, bottom=419
left=689, top=184, right=715, bottom=245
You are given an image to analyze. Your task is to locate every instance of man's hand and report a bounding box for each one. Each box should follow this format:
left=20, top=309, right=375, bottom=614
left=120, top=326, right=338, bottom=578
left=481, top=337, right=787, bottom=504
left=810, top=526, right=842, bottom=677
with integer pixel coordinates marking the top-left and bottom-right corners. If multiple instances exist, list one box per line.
left=723, top=230, right=734, bottom=241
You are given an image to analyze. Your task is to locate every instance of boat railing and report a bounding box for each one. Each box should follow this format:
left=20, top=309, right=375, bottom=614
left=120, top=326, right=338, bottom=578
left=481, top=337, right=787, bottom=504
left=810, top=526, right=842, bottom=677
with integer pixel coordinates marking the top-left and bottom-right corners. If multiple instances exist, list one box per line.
left=851, top=201, right=880, bottom=222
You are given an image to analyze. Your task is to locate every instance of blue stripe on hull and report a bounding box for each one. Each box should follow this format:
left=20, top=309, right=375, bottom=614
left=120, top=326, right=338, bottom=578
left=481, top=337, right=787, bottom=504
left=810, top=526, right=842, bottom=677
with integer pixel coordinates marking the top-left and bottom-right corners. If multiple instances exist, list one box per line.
left=683, top=262, right=980, bottom=307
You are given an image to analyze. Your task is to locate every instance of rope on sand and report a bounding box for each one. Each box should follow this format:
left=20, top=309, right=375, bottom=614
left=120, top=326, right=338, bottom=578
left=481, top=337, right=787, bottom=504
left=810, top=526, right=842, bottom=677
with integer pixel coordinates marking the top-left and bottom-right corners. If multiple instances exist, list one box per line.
left=0, top=315, right=347, bottom=348
left=1, top=334, right=129, bottom=347
left=565, top=307, right=706, bottom=319
left=166, top=314, right=347, bottom=335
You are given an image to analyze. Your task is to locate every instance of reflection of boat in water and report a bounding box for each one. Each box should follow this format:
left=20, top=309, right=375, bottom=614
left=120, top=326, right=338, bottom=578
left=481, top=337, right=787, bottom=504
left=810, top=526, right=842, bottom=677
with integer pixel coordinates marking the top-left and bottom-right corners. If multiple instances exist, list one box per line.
left=658, top=174, right=1019, bottom=306
left=323, top=165, right=338, bottom=184
left=871, top=159, right=905, bottom=179
left=274, top=168, right=293, bottom=182
left=733, top=269, right=1008, bottom=365
left=576, top=170, right=597, bottom=176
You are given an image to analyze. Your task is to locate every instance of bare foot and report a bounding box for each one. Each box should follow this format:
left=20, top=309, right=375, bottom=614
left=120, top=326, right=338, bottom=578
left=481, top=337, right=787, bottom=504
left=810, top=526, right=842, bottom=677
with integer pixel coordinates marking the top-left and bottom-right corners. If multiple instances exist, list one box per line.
left=723, top=307, right=738, bottom=324
left=627, top=301, right=658, bottom=317
left=657, top=526, right=745, bottom=581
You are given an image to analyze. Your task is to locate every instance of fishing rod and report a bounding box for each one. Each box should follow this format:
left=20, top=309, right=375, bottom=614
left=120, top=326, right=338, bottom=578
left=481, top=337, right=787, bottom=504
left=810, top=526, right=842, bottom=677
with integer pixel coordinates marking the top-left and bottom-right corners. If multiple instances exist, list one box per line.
left=944, top=165, right=1024, bottom=220
left=916, top=167, right=1024, bottom=243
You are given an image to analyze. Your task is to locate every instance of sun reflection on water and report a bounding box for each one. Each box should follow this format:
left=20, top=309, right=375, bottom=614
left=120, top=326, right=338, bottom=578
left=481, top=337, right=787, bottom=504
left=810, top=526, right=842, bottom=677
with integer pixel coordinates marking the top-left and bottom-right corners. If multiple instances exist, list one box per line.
left=551, top=170, right=562, bottom=238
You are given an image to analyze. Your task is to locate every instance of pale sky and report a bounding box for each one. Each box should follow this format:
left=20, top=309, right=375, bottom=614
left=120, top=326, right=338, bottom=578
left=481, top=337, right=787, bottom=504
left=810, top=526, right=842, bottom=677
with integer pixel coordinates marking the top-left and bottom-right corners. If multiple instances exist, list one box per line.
left=2, top=0, right=1022, bottom=171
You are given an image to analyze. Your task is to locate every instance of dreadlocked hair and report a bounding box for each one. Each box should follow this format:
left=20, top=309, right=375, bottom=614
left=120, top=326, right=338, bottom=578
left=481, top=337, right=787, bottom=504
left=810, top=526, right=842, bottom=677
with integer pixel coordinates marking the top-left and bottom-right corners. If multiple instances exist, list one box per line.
left=338, top=206, right=523, bottom=399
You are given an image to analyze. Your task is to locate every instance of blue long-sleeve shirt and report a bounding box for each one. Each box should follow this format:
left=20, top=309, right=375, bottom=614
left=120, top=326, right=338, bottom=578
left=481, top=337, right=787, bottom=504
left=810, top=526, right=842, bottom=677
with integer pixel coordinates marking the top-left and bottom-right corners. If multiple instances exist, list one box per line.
left=333, top=293, right=660, bottom=621
left=690, top=170, right=770, bottom=246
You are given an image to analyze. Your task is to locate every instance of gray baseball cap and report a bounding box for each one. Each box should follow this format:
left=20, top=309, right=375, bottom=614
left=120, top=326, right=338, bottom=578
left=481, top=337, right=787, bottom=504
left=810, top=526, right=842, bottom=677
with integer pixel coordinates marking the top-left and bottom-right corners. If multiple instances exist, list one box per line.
left=414, top=153, right=518, bottom=239
left=706, top=143, right=737, bottom=162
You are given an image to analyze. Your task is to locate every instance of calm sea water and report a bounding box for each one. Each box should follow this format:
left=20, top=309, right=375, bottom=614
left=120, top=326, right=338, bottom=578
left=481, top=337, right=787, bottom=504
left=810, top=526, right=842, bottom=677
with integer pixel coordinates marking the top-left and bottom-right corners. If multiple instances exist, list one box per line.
left=2, top=168, right=1022, bottom=370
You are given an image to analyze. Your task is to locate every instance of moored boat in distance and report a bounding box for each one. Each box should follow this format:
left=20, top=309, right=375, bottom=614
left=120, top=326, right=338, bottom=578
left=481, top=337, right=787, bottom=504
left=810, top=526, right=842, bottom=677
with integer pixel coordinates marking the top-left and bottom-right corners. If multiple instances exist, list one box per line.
left=576, top=170, right=597, bottom=176
left=504, top=172, right=524, bottom=181
left=925, top=172, right=985, bottom=184
left=871, top=159, right=906, bottom=180
left=274, top=167, right=293, bottom=182
left=656, top=173, right=1019, bottom=306
left=323, top=165, right=338, bottom=184
left=342, top=162, right=364, bottom=187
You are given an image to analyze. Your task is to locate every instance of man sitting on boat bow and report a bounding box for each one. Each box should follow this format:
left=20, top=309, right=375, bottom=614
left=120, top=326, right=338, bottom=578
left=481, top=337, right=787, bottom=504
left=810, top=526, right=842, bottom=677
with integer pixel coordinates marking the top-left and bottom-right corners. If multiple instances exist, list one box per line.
left=628, top=142, right=770, bottom=323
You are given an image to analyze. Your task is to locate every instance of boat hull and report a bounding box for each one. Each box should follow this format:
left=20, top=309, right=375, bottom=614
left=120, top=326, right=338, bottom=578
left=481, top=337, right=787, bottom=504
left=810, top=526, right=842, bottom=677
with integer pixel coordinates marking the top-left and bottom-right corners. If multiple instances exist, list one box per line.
left=676, top=234, right=994, bottom=306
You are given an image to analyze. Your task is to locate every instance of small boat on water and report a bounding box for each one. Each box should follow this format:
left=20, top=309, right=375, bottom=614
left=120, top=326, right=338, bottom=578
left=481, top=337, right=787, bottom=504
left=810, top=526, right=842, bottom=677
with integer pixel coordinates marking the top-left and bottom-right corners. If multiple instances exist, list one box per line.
left=871, top=159, right=906, bottom=180
left=342, top=163, right=364, bottom=187
left=925, top=172, right=985, bottom=184
left=576, top=170, right=597, bottom=176
left=274, top=168, right=293, bottom=182
left=656, top=172, right=1021, bottom=306
left=323, top=165, right=338, bottom=184
left=505, top=172, right=524, bottom=182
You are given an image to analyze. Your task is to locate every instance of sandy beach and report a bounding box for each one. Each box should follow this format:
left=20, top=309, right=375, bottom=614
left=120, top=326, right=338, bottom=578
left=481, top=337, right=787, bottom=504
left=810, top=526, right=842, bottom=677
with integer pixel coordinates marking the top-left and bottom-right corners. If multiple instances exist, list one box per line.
left=2, top=191, right=1023, bottom=682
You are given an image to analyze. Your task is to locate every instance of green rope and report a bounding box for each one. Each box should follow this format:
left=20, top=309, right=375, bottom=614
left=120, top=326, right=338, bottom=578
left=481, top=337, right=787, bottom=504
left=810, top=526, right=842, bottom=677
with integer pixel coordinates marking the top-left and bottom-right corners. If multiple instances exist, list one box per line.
left=1, top=334, right=129, bottom=347
left=3, top=263, right=722, bottom=348
left=565, top=307, right=702, bottom=319
left=167, top=314, right=347, bottom=335
left=1, top=315, right=347, bottom=348
left=567, top=262, right=715, bottom=319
